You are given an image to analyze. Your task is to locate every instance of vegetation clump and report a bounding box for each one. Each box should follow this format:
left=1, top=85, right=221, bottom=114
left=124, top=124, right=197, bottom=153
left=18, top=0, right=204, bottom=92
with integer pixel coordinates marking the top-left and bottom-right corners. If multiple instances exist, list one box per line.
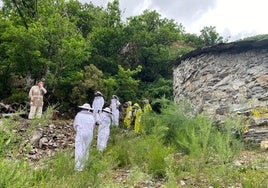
left=1, top=101, right=267, bottom=187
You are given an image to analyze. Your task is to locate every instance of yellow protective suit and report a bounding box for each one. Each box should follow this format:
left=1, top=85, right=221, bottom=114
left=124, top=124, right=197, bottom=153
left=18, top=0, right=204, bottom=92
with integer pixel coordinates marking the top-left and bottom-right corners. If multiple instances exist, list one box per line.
left=124, top=101, right=133, bottom=128
left=143, top=103, right=152, bottom=114
left=133, top=103, right=142, bottom=133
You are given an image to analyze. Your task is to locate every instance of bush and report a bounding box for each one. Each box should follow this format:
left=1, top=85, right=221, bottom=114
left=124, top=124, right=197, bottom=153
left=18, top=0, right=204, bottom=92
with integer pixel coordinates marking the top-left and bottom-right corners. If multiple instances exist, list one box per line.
left=3, top=91, right=28, bottom=104
left=0, top=117, right=21, bottom=158
left=143, top=100, right=243, bottom=163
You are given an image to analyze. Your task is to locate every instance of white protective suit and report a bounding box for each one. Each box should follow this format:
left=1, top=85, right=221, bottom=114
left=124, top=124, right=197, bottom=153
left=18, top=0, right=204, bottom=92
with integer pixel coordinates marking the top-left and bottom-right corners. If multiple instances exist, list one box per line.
left=110, top=97, right=121, bottom=126
left=73, top=110, right=95, bottom=171
left=92, top=95, right=104, bottom=123
left=97, top=108, right=112, bottom=152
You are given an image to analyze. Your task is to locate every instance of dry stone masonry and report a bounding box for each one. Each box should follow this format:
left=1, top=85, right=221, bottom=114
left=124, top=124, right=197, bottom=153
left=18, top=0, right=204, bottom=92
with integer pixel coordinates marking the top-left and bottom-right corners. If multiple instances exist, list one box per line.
left=173, top=39, right=268, bottom=146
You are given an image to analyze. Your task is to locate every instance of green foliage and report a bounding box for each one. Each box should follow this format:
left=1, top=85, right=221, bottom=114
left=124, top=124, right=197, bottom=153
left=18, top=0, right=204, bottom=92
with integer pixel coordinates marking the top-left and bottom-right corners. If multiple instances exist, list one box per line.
left=0, top=160, right=29, bottom=187
left=142, top=100, right=243, bottom=163
left=65, top=0, right=104, bottom=37
left=101, top=76, right=118, bottom=101
left=0, top=117, right=20, bottom=158
left=88, top=0, right=124, bottom=75
left=89, top=26, right=125, bottom=74
left=182, top=33, right=204, bottom=47
left=0, top=21, right=48, bottom=98
left=141, top=77, right=173, bottom=100
left=114, top=65, right=142, bottom=101
left=0, top=0, right=91, bottom=104
left=125, top=10, right=182, bottom=82
left=238, top=34, right=268, bottom=41
left=3, top=91, right=28, bottom=104
left=69, top=64, right=103, bottom=105
left=105, top=0, right=122, bottom=27
left=0, top=0, right=228, bottom=107
left=145, top=138, right=174, bottom=177
left=110, top=139, right=132, bottom=167
left=199, top=26, right=224, bottom=46
left=110, top=132, right=174, bottom=177
left=0, top=104, right=268, bottom=187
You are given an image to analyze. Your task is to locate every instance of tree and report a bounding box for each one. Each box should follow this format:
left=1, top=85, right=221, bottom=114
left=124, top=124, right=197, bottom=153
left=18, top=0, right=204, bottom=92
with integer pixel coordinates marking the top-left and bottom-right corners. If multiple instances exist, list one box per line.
left=2, top=0, right=38, bottom=29
left=113, top=65, right=142, bottom=102
left=182, top=33, right=203, bottom=48
left=1, top=0, right=208, bottom=108
left=65, top=0, right=105, bottom=38
left=88, top=0, right=125, bottom=75
left=124, top=10, right=183, bottom=82
left=199, top=26, right=224, bottom=46
left=0, top=18, right=14, bottom=98
left=0, top=0, right=90, bottom=105
left=70, top=64, right=103, bottom=106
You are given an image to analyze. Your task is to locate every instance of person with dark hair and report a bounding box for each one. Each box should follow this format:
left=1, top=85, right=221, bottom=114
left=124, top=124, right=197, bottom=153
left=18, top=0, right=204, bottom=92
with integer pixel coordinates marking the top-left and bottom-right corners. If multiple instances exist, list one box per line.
left=28, top=80, right=47, bottom=119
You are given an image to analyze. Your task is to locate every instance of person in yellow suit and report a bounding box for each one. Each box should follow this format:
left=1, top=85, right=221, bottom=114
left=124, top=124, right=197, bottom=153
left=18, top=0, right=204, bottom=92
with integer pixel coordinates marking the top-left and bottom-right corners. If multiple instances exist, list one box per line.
left=133, top=103, right=142, bottom=133
left=124, top=101, right=133, bottom=128
left=143, top=99, right=152, bottom=114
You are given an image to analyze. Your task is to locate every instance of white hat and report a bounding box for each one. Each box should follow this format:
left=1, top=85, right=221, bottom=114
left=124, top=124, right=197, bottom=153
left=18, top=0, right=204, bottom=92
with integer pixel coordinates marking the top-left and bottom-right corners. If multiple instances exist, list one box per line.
left=112, top=95, right=119, bottom=100
left=78, top=103, right=93, bottom=110
left=95, top=91, right=103, bottom=96
left=102, top=107, right=112, bottom=114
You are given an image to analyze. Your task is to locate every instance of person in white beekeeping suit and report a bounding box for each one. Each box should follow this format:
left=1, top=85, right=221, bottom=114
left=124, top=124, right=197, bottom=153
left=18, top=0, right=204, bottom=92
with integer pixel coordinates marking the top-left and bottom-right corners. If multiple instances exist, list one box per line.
left=73, top=103, right=95, bottom=172
left=110, top=95, right=121, bottom=126
left=92, top=91, right=104, bottom=124
left=97, top=107, right=112, bottom=152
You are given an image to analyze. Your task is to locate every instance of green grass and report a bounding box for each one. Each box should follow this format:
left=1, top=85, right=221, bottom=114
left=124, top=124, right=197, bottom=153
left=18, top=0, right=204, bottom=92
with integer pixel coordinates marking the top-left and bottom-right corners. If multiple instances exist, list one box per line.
left=0, top=102, right=267, bottom=187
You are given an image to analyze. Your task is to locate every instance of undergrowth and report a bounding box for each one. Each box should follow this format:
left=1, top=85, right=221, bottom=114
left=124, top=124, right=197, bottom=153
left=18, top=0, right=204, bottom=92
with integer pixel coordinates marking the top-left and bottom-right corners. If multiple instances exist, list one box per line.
left=1, top=101, right=267, bottom=187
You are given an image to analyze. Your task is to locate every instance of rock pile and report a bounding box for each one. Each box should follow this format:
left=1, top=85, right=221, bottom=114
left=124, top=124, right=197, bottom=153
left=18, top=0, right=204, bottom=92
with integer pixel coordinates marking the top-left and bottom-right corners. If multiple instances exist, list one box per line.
left=15, top=119, right=75, bottom=161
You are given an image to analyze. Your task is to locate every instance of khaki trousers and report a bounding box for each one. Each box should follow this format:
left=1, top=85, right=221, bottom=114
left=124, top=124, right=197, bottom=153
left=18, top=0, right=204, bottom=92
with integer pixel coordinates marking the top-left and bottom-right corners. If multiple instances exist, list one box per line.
left=28, top=105, right=43, bottom=119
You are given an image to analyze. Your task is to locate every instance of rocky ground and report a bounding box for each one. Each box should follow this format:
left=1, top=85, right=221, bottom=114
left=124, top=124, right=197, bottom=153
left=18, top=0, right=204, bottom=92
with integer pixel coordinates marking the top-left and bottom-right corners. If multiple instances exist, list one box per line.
left=1, top=117, right=75, bottom=161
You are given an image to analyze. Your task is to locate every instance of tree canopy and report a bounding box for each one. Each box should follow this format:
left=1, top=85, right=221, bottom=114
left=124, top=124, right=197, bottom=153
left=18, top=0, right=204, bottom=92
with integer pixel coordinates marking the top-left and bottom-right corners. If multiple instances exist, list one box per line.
left=0, top=0, right=225, bottom=111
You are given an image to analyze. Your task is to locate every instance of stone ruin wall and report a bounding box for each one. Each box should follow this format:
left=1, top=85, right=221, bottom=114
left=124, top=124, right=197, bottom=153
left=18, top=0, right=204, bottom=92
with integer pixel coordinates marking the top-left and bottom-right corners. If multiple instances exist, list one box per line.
left=173, top=49, right=268, bottom=132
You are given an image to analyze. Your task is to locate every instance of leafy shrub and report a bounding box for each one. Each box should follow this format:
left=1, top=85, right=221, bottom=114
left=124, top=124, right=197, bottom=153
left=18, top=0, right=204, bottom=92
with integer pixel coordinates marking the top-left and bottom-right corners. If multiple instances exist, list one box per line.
left=143, top=100, right=243, bottom=163
left=0, top=117, right=20, bottom=158
left=111, top=140, right=132, bottom=167
left=0, top=160, right=30, bottom=187
left=3, top=91, right=28, bottom=104
left=145, top=137, right=174, bottom=177
left=108, top=126, right=174, bottom=177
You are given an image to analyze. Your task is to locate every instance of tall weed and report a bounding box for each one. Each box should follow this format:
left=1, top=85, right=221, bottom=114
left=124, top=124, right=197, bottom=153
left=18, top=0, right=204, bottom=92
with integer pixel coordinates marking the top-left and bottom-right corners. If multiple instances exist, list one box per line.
left=0, top=116, right=21, bottom=158
left=0, top=159, right=33, bottom=188
left=27, top=106, right=55, bottom=131
left=143, top=100, right=243, bottom=164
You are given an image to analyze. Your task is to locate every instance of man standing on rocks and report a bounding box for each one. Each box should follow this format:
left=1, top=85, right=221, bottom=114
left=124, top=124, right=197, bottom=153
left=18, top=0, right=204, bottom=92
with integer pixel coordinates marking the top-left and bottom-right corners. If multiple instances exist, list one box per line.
left=28, top=79, right=47, bottom=119
left=73, top=103, right=95, bottom=172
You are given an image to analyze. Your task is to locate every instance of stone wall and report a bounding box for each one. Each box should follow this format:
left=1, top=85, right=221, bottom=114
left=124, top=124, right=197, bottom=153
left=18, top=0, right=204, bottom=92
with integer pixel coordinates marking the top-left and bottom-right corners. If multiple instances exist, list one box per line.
left=173, top=48, right=268, bottom=136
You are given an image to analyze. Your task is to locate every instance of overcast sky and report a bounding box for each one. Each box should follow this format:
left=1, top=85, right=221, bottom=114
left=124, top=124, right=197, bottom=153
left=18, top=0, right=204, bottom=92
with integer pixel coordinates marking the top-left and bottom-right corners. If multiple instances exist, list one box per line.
left=80, top=0, right=268, bottom=41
